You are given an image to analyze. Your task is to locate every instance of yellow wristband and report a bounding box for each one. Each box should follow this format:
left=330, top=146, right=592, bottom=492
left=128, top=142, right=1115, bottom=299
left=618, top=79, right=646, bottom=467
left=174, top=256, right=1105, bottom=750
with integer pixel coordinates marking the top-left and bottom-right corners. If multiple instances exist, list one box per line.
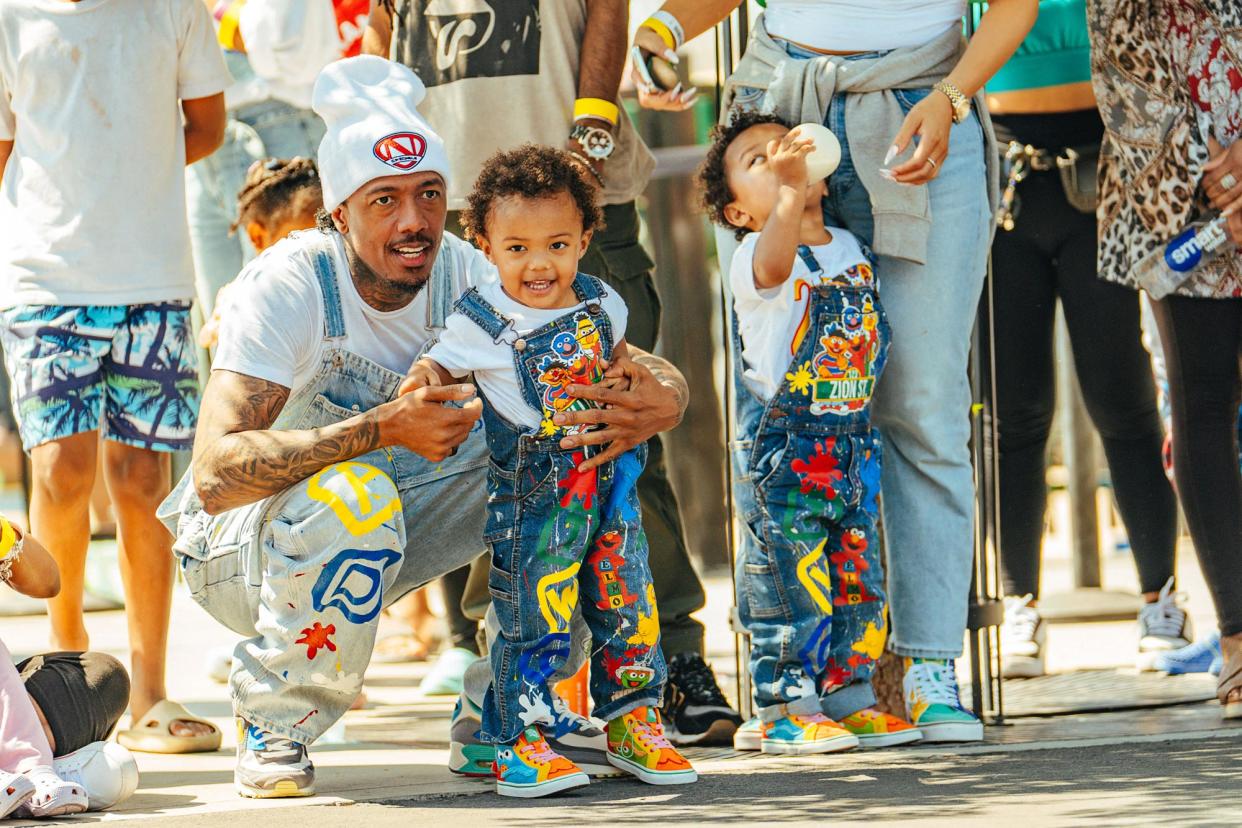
left=642, top=17, right=677, bottom=52
left=573, top=98, right=619, bottom=127
left=0, top=518, right=15, bottom=560
left=217, top=0, right=246, bottom=50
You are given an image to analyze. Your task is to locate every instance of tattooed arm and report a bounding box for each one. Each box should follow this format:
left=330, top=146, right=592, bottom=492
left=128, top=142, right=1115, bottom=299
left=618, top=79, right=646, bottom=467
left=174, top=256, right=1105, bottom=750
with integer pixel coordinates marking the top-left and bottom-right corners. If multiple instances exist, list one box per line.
left=192, top=370, right=482, bottom=514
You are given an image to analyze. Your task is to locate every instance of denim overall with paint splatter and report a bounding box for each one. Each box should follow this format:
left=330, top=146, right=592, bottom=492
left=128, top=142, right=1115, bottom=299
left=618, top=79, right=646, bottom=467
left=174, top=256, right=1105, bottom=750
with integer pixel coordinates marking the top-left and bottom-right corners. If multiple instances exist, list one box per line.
left=452, top=274, right=664, bottom=745
left=158, top=230, right=490, bottom=745
left=732, top=244, right=891, bottom=722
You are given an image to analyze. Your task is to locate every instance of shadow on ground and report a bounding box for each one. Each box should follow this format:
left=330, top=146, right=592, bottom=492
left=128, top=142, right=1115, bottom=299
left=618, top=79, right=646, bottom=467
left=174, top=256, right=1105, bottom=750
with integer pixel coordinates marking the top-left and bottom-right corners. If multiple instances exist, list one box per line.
left=397, top=740, right=1242, bottom=826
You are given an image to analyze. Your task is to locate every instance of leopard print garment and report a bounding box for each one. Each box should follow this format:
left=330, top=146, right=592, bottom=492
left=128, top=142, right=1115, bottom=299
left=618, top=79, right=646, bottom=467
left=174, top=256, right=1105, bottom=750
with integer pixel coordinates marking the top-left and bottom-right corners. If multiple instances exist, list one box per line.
left=1087, top=0, right=1242, bottom=299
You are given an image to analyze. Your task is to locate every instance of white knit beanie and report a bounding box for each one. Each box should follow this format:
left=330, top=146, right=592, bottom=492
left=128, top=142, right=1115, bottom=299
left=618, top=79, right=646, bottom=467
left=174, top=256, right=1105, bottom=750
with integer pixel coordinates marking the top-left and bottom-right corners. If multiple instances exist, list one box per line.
left=312, top=56, right=450, bottom=211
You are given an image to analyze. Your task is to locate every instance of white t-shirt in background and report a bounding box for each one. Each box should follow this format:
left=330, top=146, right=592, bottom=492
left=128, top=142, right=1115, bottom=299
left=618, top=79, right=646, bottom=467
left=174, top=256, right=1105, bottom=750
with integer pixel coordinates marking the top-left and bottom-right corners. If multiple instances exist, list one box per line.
left=764, top=0, right=966, bottom=52
left=0, top=0, right=231, bottom=309
left=426, top=279, right=628, bottom=430
left=730, top=228, right=872, bottom=401
left=214, top=231, right=496, bottom=396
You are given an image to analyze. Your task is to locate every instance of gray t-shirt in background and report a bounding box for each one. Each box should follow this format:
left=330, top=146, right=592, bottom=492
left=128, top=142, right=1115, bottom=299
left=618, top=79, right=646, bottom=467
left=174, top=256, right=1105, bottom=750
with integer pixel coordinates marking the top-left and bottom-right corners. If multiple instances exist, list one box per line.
left=390, top=0, right=656, bottom=210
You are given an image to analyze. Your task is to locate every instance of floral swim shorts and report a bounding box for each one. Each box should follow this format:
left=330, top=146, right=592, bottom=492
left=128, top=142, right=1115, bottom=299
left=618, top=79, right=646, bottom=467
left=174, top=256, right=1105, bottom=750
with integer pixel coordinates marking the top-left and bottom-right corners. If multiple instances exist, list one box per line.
left=0, top=302, right=200, bottom=452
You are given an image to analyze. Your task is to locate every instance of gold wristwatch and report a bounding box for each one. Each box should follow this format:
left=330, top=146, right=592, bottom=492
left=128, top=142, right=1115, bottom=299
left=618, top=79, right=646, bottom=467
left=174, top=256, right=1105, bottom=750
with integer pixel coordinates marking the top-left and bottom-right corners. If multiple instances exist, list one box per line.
left=933, top=81, right=971, bottom=124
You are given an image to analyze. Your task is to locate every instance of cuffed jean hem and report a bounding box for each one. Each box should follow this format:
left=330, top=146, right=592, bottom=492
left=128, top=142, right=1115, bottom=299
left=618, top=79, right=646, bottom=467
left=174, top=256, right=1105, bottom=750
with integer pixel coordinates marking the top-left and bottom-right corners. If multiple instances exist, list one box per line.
left=758, top=694, right=822, bottom=723
left=235, top=702, right=322, bottom=747
left=819, top=680, right=876, bottom=720
left=592, top=689, right=664, bottom=727
left=887, top=639, right=964, bottom=661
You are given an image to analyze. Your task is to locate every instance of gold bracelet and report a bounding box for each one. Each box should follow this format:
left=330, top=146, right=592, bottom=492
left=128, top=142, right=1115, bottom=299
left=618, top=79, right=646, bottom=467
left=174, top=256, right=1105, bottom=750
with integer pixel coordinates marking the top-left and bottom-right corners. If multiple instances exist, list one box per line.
left=573, top=98, right=619, bottom=127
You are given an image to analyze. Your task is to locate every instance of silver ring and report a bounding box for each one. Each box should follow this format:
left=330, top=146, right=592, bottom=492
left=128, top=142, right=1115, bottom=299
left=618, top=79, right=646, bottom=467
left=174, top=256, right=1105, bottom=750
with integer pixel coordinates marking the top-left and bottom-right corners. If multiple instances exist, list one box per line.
left=927, top=157, right=938, bottom=169
left=1221, top=172, right=1239, bottom=191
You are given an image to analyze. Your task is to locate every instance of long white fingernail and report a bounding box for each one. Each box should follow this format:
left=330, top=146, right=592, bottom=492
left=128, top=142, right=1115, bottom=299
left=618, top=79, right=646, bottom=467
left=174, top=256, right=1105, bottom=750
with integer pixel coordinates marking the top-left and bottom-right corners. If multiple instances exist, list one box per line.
left=665, top=50, right=680, bottom=64
left=884, top=146, right=898, bottom=166
left=878, top=168, right=896, bottom=181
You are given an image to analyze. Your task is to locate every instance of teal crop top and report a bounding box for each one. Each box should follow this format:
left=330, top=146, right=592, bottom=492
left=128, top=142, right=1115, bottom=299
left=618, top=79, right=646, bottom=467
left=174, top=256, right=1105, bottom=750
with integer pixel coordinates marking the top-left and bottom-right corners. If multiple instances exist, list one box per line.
left=980, top=0, right=1091, bottom=92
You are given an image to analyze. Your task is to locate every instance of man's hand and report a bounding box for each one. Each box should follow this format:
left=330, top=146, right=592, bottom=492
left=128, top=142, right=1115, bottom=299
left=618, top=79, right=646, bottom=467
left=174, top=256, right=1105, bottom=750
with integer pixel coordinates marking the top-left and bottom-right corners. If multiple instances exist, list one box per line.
left=378, top=384, right=482, bottom=463
left=397, top=360, right=444, bottom=397
left=552, top=355, right=683, bottom=472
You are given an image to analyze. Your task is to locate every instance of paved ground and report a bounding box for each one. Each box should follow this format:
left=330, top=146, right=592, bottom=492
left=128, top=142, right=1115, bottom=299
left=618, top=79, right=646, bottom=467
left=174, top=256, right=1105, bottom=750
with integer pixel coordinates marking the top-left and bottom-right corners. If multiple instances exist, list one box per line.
left=3, top=488, right=1238, bottom=826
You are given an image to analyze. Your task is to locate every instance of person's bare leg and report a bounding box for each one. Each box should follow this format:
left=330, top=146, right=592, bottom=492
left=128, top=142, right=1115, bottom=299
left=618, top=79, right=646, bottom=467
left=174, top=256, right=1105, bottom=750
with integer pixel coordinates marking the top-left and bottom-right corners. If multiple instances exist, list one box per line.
left=30, top=432, right=98, bottom=652
left=102, top=441, right=210, bottom=738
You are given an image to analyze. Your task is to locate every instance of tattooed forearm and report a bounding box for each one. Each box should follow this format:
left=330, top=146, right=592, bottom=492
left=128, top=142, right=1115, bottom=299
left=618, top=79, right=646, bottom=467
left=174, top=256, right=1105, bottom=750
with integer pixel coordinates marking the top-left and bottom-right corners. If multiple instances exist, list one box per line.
left=630, top=348, right=690, bottom=418
left=192, top=370, right=383, bottom=514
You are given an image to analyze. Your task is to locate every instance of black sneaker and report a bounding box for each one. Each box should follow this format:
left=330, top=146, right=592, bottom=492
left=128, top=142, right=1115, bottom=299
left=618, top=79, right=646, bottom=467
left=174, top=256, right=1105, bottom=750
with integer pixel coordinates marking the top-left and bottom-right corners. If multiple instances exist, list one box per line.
left=661, top=653, right=743, bottom=746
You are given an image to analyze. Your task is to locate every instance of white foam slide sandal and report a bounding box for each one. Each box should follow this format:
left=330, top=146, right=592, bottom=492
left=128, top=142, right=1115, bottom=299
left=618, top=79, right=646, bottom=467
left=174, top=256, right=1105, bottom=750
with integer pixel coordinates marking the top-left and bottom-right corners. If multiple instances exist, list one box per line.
left=14, top=766, right=88, bottom=819
left=0, top=771, right=35, bottom=819
left=54, top=741, right=140, bottom=811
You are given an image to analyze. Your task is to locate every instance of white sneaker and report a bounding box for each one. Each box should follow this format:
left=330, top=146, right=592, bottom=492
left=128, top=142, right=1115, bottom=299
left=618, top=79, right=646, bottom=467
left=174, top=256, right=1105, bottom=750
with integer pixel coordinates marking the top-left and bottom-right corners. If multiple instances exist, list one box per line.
left=1137, top=578, right=1192, bottom=671
left=53, top=741, right=140, bottom=811
left=1001, top=595, right=1046, bottom=678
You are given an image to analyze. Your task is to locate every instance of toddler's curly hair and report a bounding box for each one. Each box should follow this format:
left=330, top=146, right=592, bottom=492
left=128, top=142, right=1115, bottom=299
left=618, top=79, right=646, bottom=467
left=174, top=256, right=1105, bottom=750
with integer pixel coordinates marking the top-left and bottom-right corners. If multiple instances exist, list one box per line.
left=461, top=144, right=603, bottom=243
left=696, top=111, right=792, bottom=241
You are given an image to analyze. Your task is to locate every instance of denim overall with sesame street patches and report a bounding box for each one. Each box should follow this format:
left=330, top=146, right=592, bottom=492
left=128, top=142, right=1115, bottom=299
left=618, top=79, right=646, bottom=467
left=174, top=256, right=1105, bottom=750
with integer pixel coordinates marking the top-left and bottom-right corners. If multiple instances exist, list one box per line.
left=453, top=274, right=664, bottom=744
left=732, top=245, right=891, bottom=722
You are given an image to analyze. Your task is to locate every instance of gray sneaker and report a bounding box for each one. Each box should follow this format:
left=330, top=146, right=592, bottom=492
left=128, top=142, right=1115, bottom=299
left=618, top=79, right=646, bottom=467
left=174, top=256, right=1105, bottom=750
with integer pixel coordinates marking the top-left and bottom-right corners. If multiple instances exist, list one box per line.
left=235, top=720, right=315, bottom=798
left=448, top=693, right=618, bottom=777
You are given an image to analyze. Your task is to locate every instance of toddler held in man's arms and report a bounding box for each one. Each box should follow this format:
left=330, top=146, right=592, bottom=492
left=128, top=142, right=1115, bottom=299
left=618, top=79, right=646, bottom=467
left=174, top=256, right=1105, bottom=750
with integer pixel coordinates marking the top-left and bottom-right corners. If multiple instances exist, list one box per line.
left=700, top=112, right=964, bottom=754
left=404, top=145, right=696, bottom=798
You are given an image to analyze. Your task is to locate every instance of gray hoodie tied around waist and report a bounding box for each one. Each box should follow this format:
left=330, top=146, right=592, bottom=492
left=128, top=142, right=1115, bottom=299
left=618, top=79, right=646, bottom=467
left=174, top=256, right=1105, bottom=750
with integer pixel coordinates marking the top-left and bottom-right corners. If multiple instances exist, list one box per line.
left=723, top=15, right=999, bottom=266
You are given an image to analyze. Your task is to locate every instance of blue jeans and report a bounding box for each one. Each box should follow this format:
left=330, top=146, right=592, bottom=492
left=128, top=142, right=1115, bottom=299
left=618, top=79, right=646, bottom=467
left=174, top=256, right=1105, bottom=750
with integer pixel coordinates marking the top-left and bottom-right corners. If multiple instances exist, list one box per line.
left=479, top=440, right=662, bottom=744
left=186, top=84, right=325, bottom=316
left=730, top=46, right=991, bottom=659
left=739, top=429, right=885, bottom=719
left=824, top=92, right=990, bottom=660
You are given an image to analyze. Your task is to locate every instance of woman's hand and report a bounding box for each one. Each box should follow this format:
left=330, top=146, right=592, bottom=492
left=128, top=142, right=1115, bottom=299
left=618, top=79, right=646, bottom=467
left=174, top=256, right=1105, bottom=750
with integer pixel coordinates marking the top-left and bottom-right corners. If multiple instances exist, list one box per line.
left=1204, top=138, right=1242, bottom=243
left=630, top=26, right=697, bottom=112
left=885, top=90, right=955, bottom=186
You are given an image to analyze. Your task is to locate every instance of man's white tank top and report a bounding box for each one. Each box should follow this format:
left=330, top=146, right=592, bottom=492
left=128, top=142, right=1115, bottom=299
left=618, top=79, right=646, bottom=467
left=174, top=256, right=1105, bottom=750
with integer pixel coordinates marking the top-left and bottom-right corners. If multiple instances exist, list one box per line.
left=763, top=0, right=967, bottom=53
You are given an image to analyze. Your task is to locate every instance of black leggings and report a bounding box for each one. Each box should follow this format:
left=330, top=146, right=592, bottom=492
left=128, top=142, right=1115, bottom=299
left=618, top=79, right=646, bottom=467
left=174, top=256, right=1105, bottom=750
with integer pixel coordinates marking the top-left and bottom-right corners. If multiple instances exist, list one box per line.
left=1153, top=294, right=1242, bottom=635
left=991, top=111, right=1177, bottom=598
left=17, top=652, right=129, bottom=757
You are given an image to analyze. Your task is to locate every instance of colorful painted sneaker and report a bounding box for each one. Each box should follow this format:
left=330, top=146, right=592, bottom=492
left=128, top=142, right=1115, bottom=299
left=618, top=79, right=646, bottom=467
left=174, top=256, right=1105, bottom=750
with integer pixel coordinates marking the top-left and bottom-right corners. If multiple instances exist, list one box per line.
left=838, top=708, right=922, bottom=748
left=494, top=726, right=589, bottom=799
left=902, top=658, right=983, bottom=743
left=733, top=716, right=761, bottom=751
left=234, top=720, right=315, bottom=798
left=606, top=707, right=698, bottom=785
left=1154, top=631, right=1223, bottom=676
left=449, top=693, right=614, bottom=777
left=1137, top=578, right=1193, bottom=671
left=760, top=712, right=858, bottom=755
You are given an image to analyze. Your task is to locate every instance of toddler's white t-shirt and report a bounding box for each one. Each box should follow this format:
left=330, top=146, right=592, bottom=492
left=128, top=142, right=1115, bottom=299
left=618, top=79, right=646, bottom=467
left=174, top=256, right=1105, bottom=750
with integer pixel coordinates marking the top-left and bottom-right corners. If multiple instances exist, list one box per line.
left=0, top=0, right=231, bottom=307
left=426, top=279, right=628, bottom=431
left=730, top=228, right=873, bottom=401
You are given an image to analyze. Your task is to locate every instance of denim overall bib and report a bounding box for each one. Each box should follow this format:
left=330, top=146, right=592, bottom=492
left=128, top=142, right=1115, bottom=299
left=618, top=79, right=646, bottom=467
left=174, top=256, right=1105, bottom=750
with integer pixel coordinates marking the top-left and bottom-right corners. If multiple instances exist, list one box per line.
left=732, top=244, right=892, bottom=722
left=452, top=274, right=664, bottom=744
left=158, top=230, right=488, bottom=744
